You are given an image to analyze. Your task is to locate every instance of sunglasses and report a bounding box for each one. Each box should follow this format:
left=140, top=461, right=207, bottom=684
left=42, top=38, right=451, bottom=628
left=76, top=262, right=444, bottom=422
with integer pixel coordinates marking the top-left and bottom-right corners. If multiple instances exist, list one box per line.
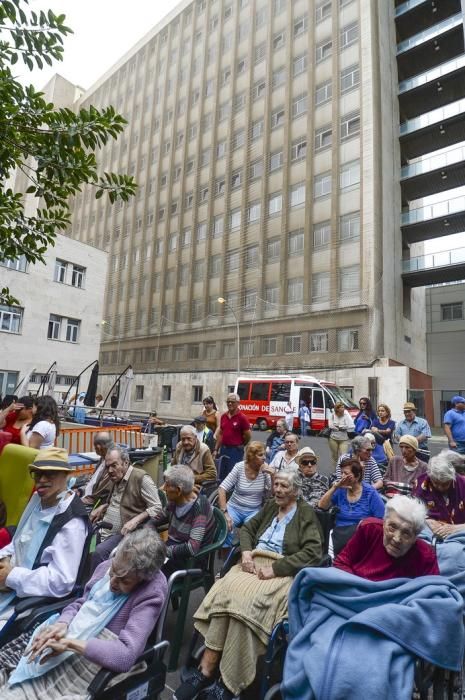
left=300, top=459, right=317, bottom=466
left=29, top=469, right=60, bottom=481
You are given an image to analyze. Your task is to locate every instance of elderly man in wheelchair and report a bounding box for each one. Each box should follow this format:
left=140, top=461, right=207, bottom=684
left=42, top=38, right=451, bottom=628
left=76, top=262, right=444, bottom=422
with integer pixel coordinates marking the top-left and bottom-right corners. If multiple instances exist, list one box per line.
left=281, top=495, right=465, bottom=700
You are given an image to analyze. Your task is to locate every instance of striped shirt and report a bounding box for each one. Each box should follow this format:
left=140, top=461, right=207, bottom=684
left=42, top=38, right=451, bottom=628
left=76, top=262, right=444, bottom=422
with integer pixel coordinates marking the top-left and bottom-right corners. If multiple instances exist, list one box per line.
left=335, top=453, right=382, bottom=486
left=153, top=494, right=216, bottom=560
left=220, top=461, right=271, bottom=512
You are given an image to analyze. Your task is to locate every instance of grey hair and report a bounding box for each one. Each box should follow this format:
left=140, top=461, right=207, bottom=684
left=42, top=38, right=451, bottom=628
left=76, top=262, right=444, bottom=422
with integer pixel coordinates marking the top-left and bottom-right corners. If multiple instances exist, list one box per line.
left=384, top=495, right=427, bottom=535
left=275, top=468, right=302, bottom=497
left=114, top=529, right=166, bottom=579
left=227, top=393, right=240, bottom=401
left=180, top=425, right=197, bottom=437
left=351, top=435, right=371, bottom=453
left=94, top=431, right=112, bottom=448
left=427, top=452, right=457, bottom=483
left=165, top=465, right=195, bottom=493
left=439, top=449, right=465, bottom=475
left=106, top=443, right=130, bottom=465
left=364, top=432, right=376, bottom=443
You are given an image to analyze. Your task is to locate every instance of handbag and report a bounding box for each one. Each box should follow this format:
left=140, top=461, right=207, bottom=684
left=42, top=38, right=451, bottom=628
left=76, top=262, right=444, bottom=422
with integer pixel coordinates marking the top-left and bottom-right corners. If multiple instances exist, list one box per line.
left=319, top=426, right=331, bottom=438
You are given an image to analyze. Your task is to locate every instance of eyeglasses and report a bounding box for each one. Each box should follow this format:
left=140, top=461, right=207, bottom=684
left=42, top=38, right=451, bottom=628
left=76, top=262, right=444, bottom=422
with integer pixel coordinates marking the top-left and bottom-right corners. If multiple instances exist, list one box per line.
left=226, top=400, right=237, bottom=404
left=29, top=470, right=60, bottom=481
left=300, top=459, right=317, bottom=466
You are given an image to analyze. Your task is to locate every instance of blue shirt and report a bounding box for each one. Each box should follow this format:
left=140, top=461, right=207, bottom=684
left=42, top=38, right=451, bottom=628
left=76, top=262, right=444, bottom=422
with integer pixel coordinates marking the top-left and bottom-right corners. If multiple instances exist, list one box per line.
left=444, top=408, right=465, bottom=441
left=331, top=483, right=385, bottom=527
left=257, top=505, right=297, bottom=554
left=394, top=416, right=431, bottom=448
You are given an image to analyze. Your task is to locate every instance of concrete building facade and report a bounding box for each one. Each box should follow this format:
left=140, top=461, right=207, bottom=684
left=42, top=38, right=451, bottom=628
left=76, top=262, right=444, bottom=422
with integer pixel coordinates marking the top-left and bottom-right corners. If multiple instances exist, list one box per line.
left=0, top=234, right=107, bottom=398
left=50, top=0, right=465, bottom=420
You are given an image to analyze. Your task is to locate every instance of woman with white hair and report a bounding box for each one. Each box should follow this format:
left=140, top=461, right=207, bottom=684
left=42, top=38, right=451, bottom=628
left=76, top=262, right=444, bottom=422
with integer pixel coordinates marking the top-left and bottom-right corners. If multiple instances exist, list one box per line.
left=174, top=469, right=323, bottom=700
left=413, top=450, right=465, bottom=539
left=334, top=495, right=439, bottom=580
left=173, top=425, right=217, bottom=485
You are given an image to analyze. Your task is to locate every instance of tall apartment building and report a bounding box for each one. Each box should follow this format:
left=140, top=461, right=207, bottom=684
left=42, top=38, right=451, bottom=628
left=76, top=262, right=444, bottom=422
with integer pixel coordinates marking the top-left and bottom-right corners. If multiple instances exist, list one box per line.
left=62, top=0, right=464, bottom=420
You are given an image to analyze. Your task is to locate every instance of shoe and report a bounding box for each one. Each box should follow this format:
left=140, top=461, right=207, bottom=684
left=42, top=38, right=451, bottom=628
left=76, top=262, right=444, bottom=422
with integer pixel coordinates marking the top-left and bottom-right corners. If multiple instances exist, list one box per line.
left=204, top=680, right=235, bottom=700
left=173, top=668, right=217, bottom=700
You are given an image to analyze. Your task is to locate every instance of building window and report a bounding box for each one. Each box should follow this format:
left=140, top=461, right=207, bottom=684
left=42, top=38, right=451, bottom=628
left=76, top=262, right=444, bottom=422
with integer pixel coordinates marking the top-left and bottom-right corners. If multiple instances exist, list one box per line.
left=212, top=215, right=224, bottom=238
left=193, top=260, right=205, bottom=282
left=272, top=66, right=286, bottom=89
left=188, top=345, right=200, bottom=360
left=290, top=182, right=305, bottom=208
left=340, top=111, right=360, bottom=141
left=291, top=138, right=307, bottom=162
left=66, top=318, right=80, bottom=343
left=312, top=272, right=330, bottom=301
left=310, top=332, right=328, bottom=352
left=271, top=107, right=285, bottom=130
left=316, top=39, right=332, bottom=63
left=243, top=289, right=257, bottom=311
left=337, top=328, right=359, bottom=351
left=54, top=259, right=67, bottom=283
left=231, top=170, right=242, bottom=189
left=441, top=302, right=463, bottom=320
left=205, top=344, right=216, bottom=360
left=294, top=14, right=308, bottom=36
left=230, top=209, right=241, bottom=230
left=181, top=228, right=191, bottom=247
left=252, top=80, right=266, bottom=101
left=339, top=265, right=360, bottom=295
left=0, top=255, right=28, bottom=272
left=47, top=313, right=61, bottom=340
left=248, top=201, right=261, bottom=223
left=255, top=6, right=267, bottom=28
left=313, top=221, right=331, bottom=248
left=341, top=64, right=360, bottom=94
left=210, top=255, right=222, bottom=277
left=292, top=93, right=307, bottom=118
left=288, top=278, right=304, bottom=304
left=269, top=150, right=284, bottom=171
left=161, top=385, right=171, bottom=401
left=262, top=337, right=277, bottom=355
left=269, top=192, right=283, bottom=216
left=316, top=1, right=332, bottom=23
left=135, top=385, right=144, bottom=401
left=234, top=92, right=246, bottom=112
left=314, top=125, right=332, bottom=151
left=226, top=250, right=240, bottom=272
left=315, top=79, right=332, bottom=106
left=340, top=21, right=359, bottom=49
left=314, top=172, right=332, bottom=199
left=217, top=141, right=227, bottom=159
left=251, top=118, right=264, bottom=140
left=168, top=234, right=178, bottom=252
left=293, top=53, right=307, bottom=76
left=245, top=245, right=259, bottom=267
left=340, top=212, right=360, bottom=241
left=340, top=160, right=360, bottom=189
left=255, top=41, right=266, bottom=64
left=273, top=31, right=285, bottom=50
left=192, top=385, right=203, bottom=402
left=288, top=229, right=304, bottom=255
left=241, top=339, right=255, bottom=356
left=267, top=238, right=281, bottom=262
left=265, top=285, right=279, bottom=305
left=285, top=335, right=301, bottom=353
left=0, top=305, right=22, bottom=333
left=249, top=160, right=263, bottom=180
left=237, top=56, right=247, bottom=74
left=223, top=341, right=235, bottom=359
left=197, top=222, right=207, bottom=242
left=233, top=129, right=245, bottom=149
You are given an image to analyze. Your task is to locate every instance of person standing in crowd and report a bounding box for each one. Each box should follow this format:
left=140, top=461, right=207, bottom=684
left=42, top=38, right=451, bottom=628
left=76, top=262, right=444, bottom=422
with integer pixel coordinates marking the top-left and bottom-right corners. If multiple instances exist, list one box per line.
left=443, top=395, right=465, bottom=455
left=82, top=431, right=113, bottom=508
left=20, top=395, right=60, bottom=449
left=265, top=419, right=287, bottom=462
left=353, top=396, right=376, bottom=435
left=296, top=447, right=329, bottom=507
left=284, top=400, right=295, bottom=431
left=0, top=396, right=35, bottom=450
left=213, top=393, right=251, bottom=472
left=202, top=396, right=221, bottom=434
left=174, top=425, right=217, bottom=485
left=193, top=415, right=215, bottom=452
left=394, top=401, right=432, bottom=460
left=90, top=445, right=162, bottom=570
left=298, top=401, right=311, bottom=437
left=269, top=432, right=300, bottom=472
left=327, top=402, right=355, bottom=467
left=383, top=435, right=427, bottom=497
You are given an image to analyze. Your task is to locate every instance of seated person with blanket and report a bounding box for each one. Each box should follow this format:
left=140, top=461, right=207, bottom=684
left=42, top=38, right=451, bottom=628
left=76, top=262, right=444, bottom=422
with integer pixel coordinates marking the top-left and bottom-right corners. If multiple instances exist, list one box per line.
left=174, top=469, right=322, bottom=700
left=0, top=529, right=167, bottom=700
left=282, top=495, right=462, bottom=700
left=0, top=447, right=89, bottom=634
left=150, top=465, right=216, bottom=576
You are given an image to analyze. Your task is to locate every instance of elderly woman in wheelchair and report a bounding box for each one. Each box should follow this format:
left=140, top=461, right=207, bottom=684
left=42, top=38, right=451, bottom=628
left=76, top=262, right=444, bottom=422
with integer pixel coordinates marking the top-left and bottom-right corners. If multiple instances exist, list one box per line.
left=174, top=468, right=323, bottom=700
left=0, top=529, right=167, bottom=699
left=282, top=496, right=464, bottom=700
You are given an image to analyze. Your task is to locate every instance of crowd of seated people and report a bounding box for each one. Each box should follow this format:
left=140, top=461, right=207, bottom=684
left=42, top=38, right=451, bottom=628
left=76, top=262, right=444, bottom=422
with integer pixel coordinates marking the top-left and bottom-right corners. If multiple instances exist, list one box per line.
left=1, top=402, right=465, bottom=700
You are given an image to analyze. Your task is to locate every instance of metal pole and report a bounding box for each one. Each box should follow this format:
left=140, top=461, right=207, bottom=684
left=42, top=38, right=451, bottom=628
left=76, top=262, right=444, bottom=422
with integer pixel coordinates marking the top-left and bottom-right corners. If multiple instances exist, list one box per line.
left=236, top=315, right=240, bottom=376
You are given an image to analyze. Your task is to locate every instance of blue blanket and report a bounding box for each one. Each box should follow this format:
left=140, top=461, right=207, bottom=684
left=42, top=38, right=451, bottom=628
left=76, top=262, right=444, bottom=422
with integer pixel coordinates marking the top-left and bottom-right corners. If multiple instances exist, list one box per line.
left=282, top=567, right=464, bottom=700
left=419, top=528, right=465, bottom=600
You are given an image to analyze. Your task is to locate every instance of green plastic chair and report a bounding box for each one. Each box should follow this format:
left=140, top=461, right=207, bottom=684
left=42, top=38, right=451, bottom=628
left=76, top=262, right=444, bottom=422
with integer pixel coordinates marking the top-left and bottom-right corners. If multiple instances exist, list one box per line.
left=168, top=507, right=228, bottom=670
left=0, top=444, right=38, bottom=526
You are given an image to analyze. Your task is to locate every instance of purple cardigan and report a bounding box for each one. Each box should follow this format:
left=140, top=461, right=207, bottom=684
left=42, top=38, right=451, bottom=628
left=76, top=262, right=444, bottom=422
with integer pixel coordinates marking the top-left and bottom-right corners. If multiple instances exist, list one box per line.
left=58, top=561, right=167, bottom=672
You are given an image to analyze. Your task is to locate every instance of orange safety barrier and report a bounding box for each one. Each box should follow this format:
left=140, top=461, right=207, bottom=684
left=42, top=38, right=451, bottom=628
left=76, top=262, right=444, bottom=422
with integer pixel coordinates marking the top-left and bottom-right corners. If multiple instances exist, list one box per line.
left=57, top=425, right=144, bottom=455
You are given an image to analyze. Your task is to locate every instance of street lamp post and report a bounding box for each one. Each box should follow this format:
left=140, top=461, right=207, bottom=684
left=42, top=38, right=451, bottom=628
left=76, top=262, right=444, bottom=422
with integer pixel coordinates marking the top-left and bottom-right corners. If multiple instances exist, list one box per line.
left=218, top=297, right=240, bottom=376
left=100, top=320, right=121, bottom=366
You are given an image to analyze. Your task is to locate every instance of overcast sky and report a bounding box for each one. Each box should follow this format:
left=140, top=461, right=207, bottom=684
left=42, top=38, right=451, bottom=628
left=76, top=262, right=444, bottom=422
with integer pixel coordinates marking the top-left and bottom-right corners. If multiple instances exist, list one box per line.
left=20, top=0, right=181, bottom=90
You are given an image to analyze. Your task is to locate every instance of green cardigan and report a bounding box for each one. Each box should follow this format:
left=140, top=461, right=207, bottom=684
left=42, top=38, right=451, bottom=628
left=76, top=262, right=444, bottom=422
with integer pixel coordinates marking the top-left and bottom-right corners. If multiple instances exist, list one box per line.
left=239, top=498, right=323, bottom=577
